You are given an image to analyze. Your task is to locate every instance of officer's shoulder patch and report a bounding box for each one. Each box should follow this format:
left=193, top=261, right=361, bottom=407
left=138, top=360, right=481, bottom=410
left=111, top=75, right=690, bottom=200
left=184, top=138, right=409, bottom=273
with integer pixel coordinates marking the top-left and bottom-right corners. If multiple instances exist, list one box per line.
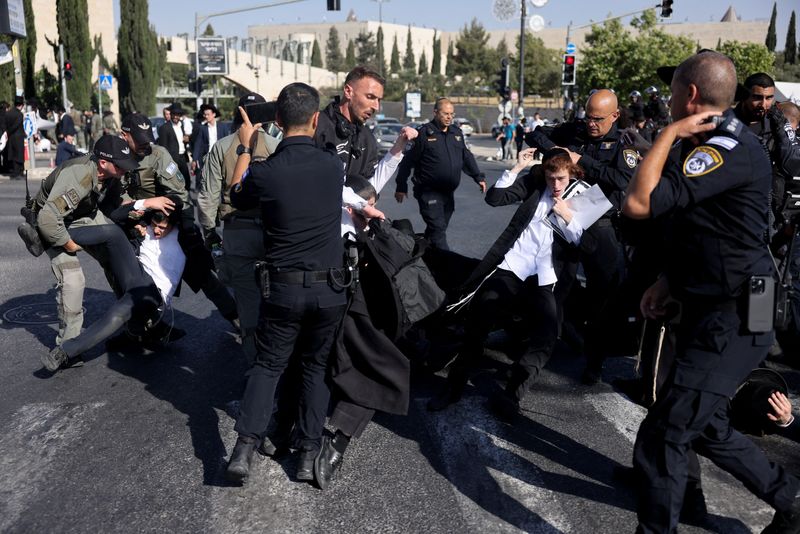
left=683, top=146, right=724, bottom=177
left=600, top=141, right=615, bottom=150
left=705, top=135, right=739, bottom=151
left=65, top=188, right=81, bottom=208
left=165, top=161, right=178, bottom=177
left=622, top=149, right=638, bottom=169
left=454, top=135, right=462, bottom=142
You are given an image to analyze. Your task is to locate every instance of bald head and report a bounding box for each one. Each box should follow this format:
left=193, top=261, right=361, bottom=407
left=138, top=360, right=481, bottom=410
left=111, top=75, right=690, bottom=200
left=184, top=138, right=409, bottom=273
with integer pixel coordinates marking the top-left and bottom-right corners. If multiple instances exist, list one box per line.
left=673, top=51, right=737, bottom=110
left=584, top=89, right=619, bottom=138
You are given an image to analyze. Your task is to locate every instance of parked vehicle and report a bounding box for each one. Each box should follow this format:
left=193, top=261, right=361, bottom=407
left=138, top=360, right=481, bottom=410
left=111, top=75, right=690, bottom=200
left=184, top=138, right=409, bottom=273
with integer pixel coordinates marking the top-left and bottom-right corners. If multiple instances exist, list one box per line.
left=453, top=118, right=474, bottom=136
left=374, top=123, right=403, bottom=156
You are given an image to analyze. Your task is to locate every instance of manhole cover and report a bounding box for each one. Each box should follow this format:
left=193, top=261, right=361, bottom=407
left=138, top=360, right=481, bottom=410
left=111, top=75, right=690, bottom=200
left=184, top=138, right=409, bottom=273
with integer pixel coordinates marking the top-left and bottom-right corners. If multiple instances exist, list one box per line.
left=2, top=303, right=74, bottom=325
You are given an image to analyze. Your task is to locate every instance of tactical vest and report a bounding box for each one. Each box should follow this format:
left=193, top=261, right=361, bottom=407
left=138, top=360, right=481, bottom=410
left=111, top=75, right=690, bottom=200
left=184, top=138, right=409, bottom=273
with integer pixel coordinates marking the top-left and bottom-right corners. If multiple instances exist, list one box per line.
left=34, top=155, right=98, bottom=223
left=219, top=134, right=271, bottom=220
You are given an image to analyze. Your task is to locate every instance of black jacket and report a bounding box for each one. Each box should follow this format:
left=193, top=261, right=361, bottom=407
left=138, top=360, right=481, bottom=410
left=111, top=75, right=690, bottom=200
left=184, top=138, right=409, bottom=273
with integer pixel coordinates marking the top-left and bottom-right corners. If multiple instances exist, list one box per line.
left=157, top=121, right=185, bottom=163
left=395, top=121, right=483, bottom=194
left=314, top=98, right=380, bottom=180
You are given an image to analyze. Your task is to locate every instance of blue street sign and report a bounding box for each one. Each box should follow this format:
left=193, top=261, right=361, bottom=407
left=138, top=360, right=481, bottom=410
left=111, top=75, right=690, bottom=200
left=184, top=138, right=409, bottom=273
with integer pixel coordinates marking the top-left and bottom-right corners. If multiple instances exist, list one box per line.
left=23, top=116, right=34, bottom=138
left=566, top=42, right=576, bottom=54
left=99, top=74, right=113, bottom=90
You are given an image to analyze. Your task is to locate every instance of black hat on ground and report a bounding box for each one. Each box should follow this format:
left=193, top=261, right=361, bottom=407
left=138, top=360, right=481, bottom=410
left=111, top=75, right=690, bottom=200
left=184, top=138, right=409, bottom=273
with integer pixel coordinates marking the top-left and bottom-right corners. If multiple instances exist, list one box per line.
left=121, top=113, right=155, bottom=145
left=93, top=134, right=137, bottom=172
left=730, top=368, right=789, bottom=436
left=166, top=102, right=185, bottom=115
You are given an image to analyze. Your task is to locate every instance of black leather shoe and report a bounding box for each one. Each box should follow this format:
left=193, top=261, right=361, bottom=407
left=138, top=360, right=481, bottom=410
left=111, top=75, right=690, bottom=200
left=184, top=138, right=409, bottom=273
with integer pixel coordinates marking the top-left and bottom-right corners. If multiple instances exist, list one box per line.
left=296, top=449, right=316, bottom=482
left=226, top=436, right=257, bottom=484
left=314, top=436, right=344, bottom=490
left=763, top=490, right=800, bottom=534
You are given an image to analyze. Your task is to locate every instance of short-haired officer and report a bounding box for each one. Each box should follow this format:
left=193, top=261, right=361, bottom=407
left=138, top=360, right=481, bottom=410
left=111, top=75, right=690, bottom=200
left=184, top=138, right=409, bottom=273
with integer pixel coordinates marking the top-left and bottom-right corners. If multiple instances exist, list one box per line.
left=624, top=50, right=800, bottom=533
left=225, top=83, right=348, bottom=485
left=197, top=93, right=279, bottom=362
left=394, top=97, right=486, bottom=251
left=117, top=113, right=239, bottom=330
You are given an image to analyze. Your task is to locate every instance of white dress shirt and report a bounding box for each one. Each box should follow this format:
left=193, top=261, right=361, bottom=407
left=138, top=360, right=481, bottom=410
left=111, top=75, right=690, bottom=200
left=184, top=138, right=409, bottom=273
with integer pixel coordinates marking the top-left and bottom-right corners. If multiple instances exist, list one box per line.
left=207, top=122, right=218, bottom=150
left=138, top=227, right=186, bottom=306
left=171, top=122, right=185, bottom=154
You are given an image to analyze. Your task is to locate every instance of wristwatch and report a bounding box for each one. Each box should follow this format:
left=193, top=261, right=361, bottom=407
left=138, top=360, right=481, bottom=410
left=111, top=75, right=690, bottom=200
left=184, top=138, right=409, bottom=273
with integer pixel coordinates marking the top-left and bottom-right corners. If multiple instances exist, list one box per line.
left=236, top=144, right=252, bottom=156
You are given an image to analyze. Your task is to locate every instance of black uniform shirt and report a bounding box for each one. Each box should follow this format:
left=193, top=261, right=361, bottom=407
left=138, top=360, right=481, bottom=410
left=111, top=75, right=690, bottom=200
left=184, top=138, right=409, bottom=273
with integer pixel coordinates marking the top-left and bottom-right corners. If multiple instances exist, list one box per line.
left=395, top=122, right=483, bottom=194
left=314, top=98, right=380, bottom=180
left=649, top=111, right=773, bottom=299
left=230, top=136, right=344, bottom=272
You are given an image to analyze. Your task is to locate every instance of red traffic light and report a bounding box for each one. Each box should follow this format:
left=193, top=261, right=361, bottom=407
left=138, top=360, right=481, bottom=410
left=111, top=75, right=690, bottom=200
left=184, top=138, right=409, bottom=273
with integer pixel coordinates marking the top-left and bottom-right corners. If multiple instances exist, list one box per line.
left=564, top=55, right=575, bottom=66
left=63, top=60, right=73, bottom=81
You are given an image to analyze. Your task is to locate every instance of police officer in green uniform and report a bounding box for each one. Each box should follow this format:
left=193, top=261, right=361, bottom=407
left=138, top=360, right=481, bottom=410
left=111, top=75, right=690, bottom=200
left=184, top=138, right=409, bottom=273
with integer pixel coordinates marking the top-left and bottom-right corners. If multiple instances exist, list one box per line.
left=623, top=51, right=800, bottom=534
left=116, top=113, right=239, bottom=328
left=197, top=93, right=279, bottom=362
left=36, top=135, right=162, bottom=370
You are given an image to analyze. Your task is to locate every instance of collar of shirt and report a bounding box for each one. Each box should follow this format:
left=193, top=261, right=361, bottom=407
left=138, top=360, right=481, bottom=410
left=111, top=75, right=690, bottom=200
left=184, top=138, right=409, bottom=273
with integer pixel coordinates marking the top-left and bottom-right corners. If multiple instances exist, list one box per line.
left=274, top=135, right=316, bottom=154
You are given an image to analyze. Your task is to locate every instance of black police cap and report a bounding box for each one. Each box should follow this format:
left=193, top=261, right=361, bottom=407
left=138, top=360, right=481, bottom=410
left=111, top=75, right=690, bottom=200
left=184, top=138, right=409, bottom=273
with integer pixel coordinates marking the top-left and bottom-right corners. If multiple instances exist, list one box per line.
left=121, top=113, right=155, bottom=145
left=93, top=134, right=137, bottom=172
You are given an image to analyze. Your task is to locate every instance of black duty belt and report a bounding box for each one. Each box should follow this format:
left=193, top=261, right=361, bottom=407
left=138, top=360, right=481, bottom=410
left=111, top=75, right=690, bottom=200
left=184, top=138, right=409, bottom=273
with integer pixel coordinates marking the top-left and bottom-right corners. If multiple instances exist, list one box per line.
left=270, top=269, right=329, bottom=285
left=228, top=215, right=262, bottom=225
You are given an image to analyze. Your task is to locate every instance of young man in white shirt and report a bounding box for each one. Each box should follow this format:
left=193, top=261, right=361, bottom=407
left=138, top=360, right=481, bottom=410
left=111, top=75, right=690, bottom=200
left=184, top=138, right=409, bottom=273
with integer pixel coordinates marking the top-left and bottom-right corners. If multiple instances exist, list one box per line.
left=428, top=147, right=585, bottom=420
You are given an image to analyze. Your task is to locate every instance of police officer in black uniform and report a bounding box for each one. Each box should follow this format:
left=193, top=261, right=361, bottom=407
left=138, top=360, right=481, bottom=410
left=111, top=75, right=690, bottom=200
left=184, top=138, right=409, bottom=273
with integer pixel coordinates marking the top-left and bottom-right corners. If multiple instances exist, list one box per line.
left=623, top=51, right=800, bottom=534
left=526, top=89, right=638, bottom=384
left=394, top=97, right=486, bottom=251
left=225, top=83, right=348, bottom=485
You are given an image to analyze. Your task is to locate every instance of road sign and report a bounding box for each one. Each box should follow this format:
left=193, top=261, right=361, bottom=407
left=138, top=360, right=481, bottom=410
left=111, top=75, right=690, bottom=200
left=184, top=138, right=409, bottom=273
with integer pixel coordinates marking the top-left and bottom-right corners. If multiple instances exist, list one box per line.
left=99, top=74, right=113, bottom=90
left=23, top=111, right=36, bottom=138
left=528, top=14, right=545, bottom=33
left=566, top=42, right=577, bottom=54
left=196, top=37, right=228, bottom=76
left=405, top=92, right=421, bottom=119
left=0, top=0, right=27, bottom=38
left=0, top=43, right=11, bottom=66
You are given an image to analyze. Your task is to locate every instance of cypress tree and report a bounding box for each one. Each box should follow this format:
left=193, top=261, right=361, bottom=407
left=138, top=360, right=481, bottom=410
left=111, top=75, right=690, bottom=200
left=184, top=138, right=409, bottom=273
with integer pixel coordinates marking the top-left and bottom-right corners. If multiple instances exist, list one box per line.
left=0, top=34, right=15, bottom=103
left=57, top=0, right=92, bottom=109
left=403, top=26, right=415, bottom=72
left=390, top=35, right=401, bottom=73
left=766, top=2, right=777, bottom=52
left=376, top=26, right=386, bottom=76
left=117, top=0, right=159, bottom=115
left=418, top=50, right=428, bottom=75
left=445, top=40, right=455, bottom=76
left=326, top=27, right=343, bottom=72
left=311, top=40, right=323, bottom=68
left=786, top=11, right=797, bottom=64
left=20, top=0, right=36, bottom=99
left=355, top=31, right=376, bottom=66
left=431, top=32, right=441, bottom=75
left=203, top=24, right=215, bottom=36
left=345, top=39, right=356, bottom=70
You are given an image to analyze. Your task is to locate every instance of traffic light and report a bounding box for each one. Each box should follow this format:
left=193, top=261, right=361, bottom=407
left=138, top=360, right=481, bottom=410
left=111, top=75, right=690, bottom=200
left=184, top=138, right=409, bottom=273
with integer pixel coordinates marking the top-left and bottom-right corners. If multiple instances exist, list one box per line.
left=562, top=54, right=576, bottom=86
left=660, top=0, right=673, bottom=18
left=63, top=60, right=73, bottom=81
left=495, top=58, right=510, bottom=100
left=327, top=0, right=340, bottom=10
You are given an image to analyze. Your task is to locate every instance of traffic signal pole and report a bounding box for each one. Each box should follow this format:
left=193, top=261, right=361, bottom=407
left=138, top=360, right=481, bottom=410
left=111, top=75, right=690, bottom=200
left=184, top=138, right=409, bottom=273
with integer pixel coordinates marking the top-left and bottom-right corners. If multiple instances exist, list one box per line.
left=59, top=43, right=68, bottom=112
left=518, top=0, right=525, bottom=117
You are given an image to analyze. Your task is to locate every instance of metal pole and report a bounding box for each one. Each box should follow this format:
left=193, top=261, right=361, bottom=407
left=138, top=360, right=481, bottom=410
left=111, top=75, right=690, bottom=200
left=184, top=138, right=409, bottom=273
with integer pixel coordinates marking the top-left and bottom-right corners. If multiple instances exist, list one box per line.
left=98, top=67, right=103, bottom=120
left=518, top=0, right=525, bottom=116
left=12, top=39, right=23, bottom=96
left=59, top=43, right=69, bottom=112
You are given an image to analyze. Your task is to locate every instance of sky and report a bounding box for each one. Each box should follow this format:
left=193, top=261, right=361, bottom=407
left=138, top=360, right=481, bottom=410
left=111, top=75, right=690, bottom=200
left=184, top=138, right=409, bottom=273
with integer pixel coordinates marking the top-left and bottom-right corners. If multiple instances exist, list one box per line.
left=115, top=0, right=797, bottom=48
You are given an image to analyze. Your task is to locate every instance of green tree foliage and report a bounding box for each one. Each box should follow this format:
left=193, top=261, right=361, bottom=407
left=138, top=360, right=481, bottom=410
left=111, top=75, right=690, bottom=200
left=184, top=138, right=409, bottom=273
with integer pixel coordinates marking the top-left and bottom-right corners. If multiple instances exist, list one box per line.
left=431, top=32, right=441, bottom=75
left=718, top=41, right=774, bottom=80
left=510, top=33, right=560, bottom=96
left=311, top=40, right=323, bottom=68
left=345, top=39, right=356, bottom=70
left=786, top=11, right=797, bottom=65
left=580, top=10, right=694, bottom=99
left=203, top=24, right=215, bottom=37
left=117, top=0, right=160, bottom=115
left=375, top=26, right=387, bottom=75
left=57, top=0, right=93, bottom=110
left=21, top=0, right=36, bottom=99
left=452, top=19, right=494, bottom=89
left=34, top=67, right=61, bottom=110
left=403, top=26, right=415, bottom=72
left=766, top=3, right=777, bottom=52
left=775, top=51, right=800, bottom=81
left=418, top=50, right=428, bottom=75
left=355, top=31, right=376, bottom=66
left=445, top=40, right=455, bottom=76
left=390, top=35, right=401, bottom=73
left=326, top=27, right=343, bottom=72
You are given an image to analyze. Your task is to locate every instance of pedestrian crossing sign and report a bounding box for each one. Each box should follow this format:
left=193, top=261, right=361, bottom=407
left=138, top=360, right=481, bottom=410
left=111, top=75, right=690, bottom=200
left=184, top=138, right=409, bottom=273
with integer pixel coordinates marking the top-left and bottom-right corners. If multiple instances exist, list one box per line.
left=99, top=75, right=113, bottom=90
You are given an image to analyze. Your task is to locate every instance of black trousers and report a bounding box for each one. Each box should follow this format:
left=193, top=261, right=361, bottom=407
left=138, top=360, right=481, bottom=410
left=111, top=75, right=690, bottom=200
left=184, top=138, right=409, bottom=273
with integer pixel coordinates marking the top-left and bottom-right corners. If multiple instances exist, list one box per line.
left=450, top=268, right=559, bottom=402
left=60, top=224, right=161, bottom=357
left=633, top=306, right=799, bottom=533
left=235, top=281, right=346, bottom=451
left=414, top=188, right=455, bottom=251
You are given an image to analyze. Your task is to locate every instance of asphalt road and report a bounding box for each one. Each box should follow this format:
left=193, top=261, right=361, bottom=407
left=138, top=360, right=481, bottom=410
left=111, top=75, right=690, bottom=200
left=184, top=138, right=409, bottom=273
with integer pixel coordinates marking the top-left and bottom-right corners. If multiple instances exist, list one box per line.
left=1, top=150, right=799, bottom=533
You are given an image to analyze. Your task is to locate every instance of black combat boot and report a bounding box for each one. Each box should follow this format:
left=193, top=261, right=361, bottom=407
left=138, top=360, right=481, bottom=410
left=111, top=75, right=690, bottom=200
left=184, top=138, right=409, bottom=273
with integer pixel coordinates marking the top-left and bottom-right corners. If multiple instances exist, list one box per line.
left=226, top=436, right=257, bottom=483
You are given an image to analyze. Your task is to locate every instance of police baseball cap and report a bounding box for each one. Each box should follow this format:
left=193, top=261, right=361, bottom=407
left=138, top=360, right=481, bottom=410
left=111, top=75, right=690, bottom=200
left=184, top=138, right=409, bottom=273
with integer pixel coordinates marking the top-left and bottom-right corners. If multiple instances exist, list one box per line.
left=121, top=113, right=155, bottom=145
left=93, top=134, right=137, bottom=172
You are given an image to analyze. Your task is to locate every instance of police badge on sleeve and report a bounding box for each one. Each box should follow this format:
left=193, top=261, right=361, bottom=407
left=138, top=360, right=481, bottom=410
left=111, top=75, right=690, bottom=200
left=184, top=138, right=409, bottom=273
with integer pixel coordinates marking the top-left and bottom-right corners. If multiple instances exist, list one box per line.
left=683, top=146, right=723, bottom=177
left=622, top=149, right=638, bottom=169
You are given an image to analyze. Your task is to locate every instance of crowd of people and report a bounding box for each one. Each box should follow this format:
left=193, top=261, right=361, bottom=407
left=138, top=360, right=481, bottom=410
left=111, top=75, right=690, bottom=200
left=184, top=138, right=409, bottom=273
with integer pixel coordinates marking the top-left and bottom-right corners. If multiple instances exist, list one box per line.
left=16, top=55, right=800, bottom=533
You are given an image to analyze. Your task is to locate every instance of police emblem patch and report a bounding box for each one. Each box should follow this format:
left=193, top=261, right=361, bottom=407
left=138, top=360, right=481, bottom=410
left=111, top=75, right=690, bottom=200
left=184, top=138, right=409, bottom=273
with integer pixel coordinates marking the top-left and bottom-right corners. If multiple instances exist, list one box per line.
left=683, top=146, right=723, bottom=177
left=455, top=135, right=462, bottom=142
left=65, top=188, right=81, bottom=208
left=600, top=142, right=615, bottom=150
left=623, top=149, right=638, bottom=169
left=165, top=162, right=177, bottom=176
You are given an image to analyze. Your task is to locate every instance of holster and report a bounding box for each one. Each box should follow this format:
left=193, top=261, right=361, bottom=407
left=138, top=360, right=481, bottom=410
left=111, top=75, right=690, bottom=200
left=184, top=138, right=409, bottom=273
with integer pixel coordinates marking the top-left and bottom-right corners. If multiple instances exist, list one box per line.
left=254, top=261, right=270, bottom=300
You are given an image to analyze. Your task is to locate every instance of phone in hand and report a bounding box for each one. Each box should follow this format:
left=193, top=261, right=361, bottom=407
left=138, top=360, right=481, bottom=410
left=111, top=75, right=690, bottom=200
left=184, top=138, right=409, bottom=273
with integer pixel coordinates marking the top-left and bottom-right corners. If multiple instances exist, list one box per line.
left=244, top=102, right=277, bottom=125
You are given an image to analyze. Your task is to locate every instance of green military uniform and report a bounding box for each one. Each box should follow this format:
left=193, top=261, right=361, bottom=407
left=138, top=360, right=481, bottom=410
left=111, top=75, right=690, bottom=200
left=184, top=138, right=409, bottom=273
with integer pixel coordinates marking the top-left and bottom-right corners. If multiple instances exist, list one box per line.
left=69, top=108, right=85, bottom=150
left=90, top=114, right=103, bottom=147
left=102, top=113, right=119, bottom=136
left=35, top=155, right=113, bottom=344
left=198, top=130, right=278, bottom=361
